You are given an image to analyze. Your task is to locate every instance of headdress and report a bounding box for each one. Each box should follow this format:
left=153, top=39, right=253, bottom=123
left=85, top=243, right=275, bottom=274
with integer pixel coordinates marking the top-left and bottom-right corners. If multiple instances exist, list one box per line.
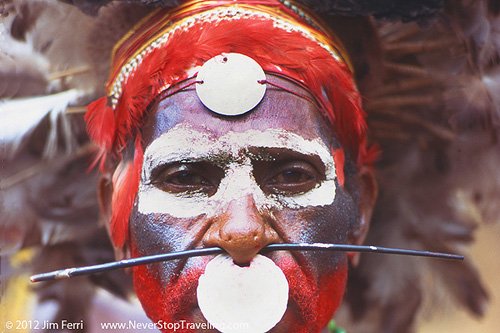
left=86, top=0, right=370, bottom=163
left=1, top=1, right=499, bottom=332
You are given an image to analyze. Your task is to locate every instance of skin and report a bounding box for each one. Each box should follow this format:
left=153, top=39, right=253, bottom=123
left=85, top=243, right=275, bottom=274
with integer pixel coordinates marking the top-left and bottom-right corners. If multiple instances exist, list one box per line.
left=100, top=75, right=377, bottom=333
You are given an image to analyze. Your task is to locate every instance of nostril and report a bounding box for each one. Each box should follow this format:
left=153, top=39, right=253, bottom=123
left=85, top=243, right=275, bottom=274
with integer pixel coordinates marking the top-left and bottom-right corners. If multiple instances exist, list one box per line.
left=233, top=260, right=251, bottom=267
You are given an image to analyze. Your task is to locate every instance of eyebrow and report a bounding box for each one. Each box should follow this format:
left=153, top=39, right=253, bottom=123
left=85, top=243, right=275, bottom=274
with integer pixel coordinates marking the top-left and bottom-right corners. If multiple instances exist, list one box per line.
left=142, top=126, right=335, bottom=179
left=142, top=126, right=214, bottom=178
left=246, top=147, right=327, bottom=173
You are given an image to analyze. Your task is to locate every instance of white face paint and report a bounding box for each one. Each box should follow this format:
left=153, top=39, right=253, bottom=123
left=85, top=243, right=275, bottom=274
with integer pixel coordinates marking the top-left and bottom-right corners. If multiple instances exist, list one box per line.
left=138, top=125, right=337, bottom=218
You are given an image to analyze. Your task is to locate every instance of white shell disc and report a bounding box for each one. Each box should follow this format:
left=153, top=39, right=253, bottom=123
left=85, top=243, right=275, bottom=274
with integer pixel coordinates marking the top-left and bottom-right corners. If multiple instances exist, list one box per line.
left=197, top=254, right=289, bottom=333
left=196, top=53, right=267, bottom=116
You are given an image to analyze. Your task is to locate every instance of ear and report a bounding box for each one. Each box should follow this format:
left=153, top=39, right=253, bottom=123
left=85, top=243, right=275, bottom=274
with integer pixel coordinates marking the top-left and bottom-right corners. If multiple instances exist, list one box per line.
left=98, top=173, right=130, bottom=261
left=348, top=166, right=378, bottom=266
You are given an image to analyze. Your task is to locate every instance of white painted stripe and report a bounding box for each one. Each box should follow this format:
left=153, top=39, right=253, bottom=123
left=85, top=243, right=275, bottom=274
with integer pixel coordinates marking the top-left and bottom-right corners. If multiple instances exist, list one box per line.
left=138, top=125, right=336, bottom=218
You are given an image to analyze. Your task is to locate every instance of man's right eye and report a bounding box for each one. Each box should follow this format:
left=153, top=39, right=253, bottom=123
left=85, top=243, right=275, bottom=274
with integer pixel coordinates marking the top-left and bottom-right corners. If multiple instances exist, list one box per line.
left=151, top=163, right=222, bottom=195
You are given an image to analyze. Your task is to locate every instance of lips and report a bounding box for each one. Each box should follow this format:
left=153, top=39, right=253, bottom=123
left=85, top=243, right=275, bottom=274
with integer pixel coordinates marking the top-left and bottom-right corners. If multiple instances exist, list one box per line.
left=132, top=252, right=347, bottom=333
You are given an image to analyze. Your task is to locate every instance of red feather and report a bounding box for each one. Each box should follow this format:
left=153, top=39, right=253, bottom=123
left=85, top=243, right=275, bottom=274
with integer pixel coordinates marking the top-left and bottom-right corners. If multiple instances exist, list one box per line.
left=101, top=17, right=371, bottom=165
left=85, top=96, right=115, bottom=151
left=109, top=135, right=143, bottom=247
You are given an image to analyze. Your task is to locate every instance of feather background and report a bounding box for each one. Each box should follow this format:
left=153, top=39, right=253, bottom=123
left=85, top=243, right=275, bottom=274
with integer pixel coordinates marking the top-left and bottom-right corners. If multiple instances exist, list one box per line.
left=337, top=0, right=500, bottom=332
left=1, top=0, right=499, bottom=332
left=0, top=0, right=140, bottom=328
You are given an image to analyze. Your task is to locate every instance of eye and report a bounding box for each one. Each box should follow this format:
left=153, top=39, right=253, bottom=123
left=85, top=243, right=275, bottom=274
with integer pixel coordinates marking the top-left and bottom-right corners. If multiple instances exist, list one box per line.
left=262, top=161, right=322, bottom=194
left=150, top=163, right=222, bottom=195
left=272, top=168, right=314, bottom=184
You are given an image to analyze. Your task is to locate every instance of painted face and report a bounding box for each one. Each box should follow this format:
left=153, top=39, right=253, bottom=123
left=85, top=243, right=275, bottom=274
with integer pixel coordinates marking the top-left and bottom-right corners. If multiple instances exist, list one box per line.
left=128, top=76, right=361, bottom=333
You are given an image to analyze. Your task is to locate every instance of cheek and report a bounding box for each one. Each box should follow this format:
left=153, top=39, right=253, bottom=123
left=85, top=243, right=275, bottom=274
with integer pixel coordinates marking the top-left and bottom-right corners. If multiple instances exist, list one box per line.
left=129, top=208, right=208, bottom=282
left=316, top=261, right=348, bottom=326
left=130, top=211, right=184, bottom=253
left=129, top=211, right=210, bottom=330
left=275, top=186, right=358, bottom=246
left=277, top=256, right=348, bottom=332
left=131, top=242, right=205, bottom=329
left=272, top=187, right=355, bottom=326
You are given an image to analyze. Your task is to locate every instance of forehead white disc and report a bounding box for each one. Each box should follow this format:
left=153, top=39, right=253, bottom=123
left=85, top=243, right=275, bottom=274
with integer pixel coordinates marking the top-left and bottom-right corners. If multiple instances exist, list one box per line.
left=196, top=53, right=267, bottom=116
left=197, top=254, right=289, bottom=333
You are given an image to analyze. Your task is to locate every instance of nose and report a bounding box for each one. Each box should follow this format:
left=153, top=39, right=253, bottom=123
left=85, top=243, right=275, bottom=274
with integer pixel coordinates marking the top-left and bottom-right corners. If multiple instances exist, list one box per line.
left=203, top=195, right=279, bottom=265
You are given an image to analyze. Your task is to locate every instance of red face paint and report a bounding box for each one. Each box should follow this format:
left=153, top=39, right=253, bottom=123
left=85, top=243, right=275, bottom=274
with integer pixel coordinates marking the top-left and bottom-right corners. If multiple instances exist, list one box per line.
left=132, top=248, right=348, bottom=333
left=132, top=264, right=205, bottom=333
left=277, top=257, right=348, bottom=333
left=333, top=148, right=346, bottom=188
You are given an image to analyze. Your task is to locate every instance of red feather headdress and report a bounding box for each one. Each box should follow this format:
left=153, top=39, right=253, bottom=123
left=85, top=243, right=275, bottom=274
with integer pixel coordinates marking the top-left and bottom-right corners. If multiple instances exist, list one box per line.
left=85, top=0, right=374, bottom=247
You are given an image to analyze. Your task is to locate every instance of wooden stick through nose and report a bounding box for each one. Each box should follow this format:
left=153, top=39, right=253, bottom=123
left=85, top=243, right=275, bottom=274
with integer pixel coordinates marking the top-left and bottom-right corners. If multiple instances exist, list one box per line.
left=30, top=243, right=464, bottom=283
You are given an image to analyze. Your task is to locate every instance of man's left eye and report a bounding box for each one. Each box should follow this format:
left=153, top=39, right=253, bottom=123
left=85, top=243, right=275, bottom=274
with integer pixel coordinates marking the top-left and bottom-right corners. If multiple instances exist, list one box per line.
left=272, top=168, right=315, bottom=184
left=260, top=161, right=322, bottom=194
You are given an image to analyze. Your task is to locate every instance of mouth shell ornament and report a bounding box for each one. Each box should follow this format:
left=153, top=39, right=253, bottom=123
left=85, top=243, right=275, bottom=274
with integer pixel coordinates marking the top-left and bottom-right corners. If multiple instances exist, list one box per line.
left=196, top=254, right=289, bottom=333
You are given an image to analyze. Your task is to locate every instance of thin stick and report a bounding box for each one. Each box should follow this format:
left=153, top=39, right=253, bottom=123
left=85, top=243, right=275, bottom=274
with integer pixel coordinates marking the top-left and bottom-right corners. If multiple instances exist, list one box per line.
left=30, top=243, right=464, bottom=283
left=385, top=39, right=457, bottom=55
left=383, top=62, right=431, bottom=77
left=366, top=95, right=437, bottom=110
left=49, top=66, right=91, bottom=81
left=370, top=78, right=436, bottom=97
left=65, top=106, right=87, bottom=114
left=263, top=243, right=464, bottom=260
left=372, top=109, right=456, bottom=141
left=381, top=24, right=421, bottom=43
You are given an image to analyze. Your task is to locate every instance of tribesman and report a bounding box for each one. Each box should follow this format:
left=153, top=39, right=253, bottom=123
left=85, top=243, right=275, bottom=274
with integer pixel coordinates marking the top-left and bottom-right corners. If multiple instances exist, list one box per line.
left=1, top=1, right=499, bottom=333
left=85, top=1, right=377, bottom=331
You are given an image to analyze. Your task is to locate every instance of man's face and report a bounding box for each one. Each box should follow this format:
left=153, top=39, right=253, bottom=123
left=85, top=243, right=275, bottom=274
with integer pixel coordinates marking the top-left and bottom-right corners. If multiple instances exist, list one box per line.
left=127, top=76, right=363, bottom=332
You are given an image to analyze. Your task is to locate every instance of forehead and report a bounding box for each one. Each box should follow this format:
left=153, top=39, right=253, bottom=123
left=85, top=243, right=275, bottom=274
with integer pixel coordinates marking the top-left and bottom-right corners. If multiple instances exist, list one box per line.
left=141, top=76, right=337, bottom=148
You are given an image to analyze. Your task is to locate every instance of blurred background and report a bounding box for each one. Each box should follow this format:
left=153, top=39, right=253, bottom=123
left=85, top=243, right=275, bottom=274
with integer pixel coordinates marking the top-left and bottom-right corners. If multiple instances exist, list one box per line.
left=421, top=223, right=500, bottom=333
